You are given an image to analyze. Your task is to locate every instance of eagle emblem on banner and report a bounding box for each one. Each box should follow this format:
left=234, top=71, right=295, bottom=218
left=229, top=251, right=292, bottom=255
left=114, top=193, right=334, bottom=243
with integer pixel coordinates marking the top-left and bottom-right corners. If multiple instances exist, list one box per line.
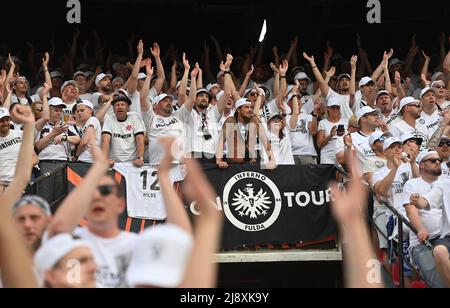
left=232, top=184, right=271, bottom=219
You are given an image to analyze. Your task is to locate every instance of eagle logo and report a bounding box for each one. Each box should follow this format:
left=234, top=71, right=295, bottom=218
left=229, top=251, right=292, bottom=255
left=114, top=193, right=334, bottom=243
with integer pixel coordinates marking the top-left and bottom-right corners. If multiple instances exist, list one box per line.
left=232, top=184, right=272, bottom=219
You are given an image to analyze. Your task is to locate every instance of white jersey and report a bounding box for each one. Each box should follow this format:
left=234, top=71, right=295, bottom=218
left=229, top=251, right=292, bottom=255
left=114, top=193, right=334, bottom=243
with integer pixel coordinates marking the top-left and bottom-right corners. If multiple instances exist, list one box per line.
left=11, top=95, right=31, bottom=106
left=440, top=162, right=450, bottom=180
left=142, top=107, right=188, bottom=166
left=36, top=123, right=79, bottom=161
left=380, top=110, right=401, bottom=128
left=73, top=227, right=138, bottom=288
left=262, top=128, right=294, bottom=166
left=180, top=105, right=221, bottom=155
left=258, top=99, right=280, bottom=124
left=351, top=131, right=376, bottom=167
left=422, top=180, right=450, bottom=238
left=114, top=163, right=184, bottom=220
left=318, top=118, right=348, bottom=164
left=372, top=163, right=414, bottom=217
left=0, top=130, right=23, bottom=185
left=102, top=114, right=145, bottom=163
left=391, top=120, right=429, bottom=152
left=78, top=117, right=102, bottom=163
left=401, top=178, right=442, bottom=249
left=288, top=114, right=317, bottom=157
left=418, top=110, right=442, bottom=138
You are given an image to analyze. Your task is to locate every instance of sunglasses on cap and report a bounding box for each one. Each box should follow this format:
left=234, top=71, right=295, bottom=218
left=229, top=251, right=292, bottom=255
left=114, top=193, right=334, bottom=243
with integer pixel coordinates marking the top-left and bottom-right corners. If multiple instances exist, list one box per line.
left=97, top=185, right=116, bottom=196
left=423, top=158, right=443, bottom=164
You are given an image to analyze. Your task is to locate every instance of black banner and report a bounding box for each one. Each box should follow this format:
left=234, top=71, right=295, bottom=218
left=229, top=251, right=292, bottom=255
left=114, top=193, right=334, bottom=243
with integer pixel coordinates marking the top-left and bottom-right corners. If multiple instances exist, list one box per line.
left=198, top=165, right=338, bottom=251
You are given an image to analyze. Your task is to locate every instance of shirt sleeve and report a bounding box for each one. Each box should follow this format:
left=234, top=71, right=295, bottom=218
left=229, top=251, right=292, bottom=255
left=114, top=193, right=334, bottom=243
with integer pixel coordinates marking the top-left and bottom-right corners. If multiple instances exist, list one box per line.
left=102, top=115, right=113, bottom=135
left=423, top=185, right=444, bottom=210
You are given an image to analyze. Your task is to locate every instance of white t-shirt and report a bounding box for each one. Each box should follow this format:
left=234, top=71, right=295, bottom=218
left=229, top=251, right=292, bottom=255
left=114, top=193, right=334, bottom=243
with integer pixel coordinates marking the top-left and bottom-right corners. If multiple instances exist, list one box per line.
left=372, top=163, right=414, bottom=217
left=390, top=120, right=429, bottom=152
left=318, top=118, right=348, bottom=164
left=73, top=227, right=138, bottom=288
left=418, top=110, right=442, bottom=138
left=440, top=162, right=450, bottom=180
left=63, top=100, right=77, bottom=123
left=351, top=131, right=376, bottom=167
left=102, top=114, right=145, bottom=163
left=124, top=88, right=158, bottom=121
left=363, top=156, right=388, bottom=210
left=11, top=95, right=30, bottom=106
left=380, top=110, right=401, bottom=128
left=0, top=130, right=23, bottom=185
left=180, top=105, right=221, bottom=155
left=78, top=117, right=102, bottom=163
left=142, top=107, right=188, bottom=166
left=288, top=114, right=317, bottom=157
left=36, top=123, right=79, bottom=161
left=257, top=99, right=280, bottom=124
left=422, top=180, right=450, bottom=238
left=401, top=178, right=442, bottom=249
left=262, top=128, right=294, bottom=165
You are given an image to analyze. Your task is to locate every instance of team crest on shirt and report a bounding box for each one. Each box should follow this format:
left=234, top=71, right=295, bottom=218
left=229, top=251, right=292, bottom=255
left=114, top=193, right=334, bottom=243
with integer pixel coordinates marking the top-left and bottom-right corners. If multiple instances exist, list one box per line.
left=375, top=161, right=385, bottom=168
left=222, top=172, right=282, bottom=232
left=419, top=119, right=426, bottom=125
left=126, top=125, right=133, bottom=132
left=157, top=118, right=164, bottom=124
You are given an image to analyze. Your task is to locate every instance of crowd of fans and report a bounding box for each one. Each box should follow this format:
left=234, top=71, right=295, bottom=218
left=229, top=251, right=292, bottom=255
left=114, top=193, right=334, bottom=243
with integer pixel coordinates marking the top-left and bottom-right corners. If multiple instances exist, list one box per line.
left=1, top=29, right=450, bottom=288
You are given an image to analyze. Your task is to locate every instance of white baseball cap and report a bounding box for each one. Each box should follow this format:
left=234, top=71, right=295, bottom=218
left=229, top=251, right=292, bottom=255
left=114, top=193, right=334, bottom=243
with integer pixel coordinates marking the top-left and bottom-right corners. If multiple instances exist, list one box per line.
left=112, top=77, right=125, bottom=85
left=383, top=137, right=402, bottom=152
left=420, top=87, right=436, bottom=99
left=398, top=97, right=421, bottom=114
left=401, top=133, right=423, bottom=147
left=355, top=106, right=379, bottom=122
left=196, top=88, right=211, bottom=97
left=73, top=71, right=87, bottom=79
left=417, top=149, right=440, bottom=164
left=77, top=100, right=94, bottom=110
left=286, top=93, right=301, bottom=103
left=0, top=107, right=10, bottom=119
left=235, top=98, right=252, bottom=109
left=431, top=80, right=445, bottom=88
left=34, top=234, right=92, bottom=278
left=48, top=97, right=67, bottom=109
left=206, top=83, right=220, bottom=92
left=359, top=76, right=375, bottom=88
left=216, top=71, right=225, bottom=80
left=95, top=73, right=113, bottom=87
left=389, top=58, right=404, bottom=68
left=126, top=224, right=194, bottom=288
left=368, top=131, right=385, bottom=148
left=152, top=93, right=174, bottom=105
left=294, top=72, right=311, bottom=83
left=50, top=71, right=63, bottom=79
left=138, top=73, right=147, bottom=80
left=376, top=90, right=392, bottom=100
left=327, top=97, right=341, bottom=108
left=61, top=80, right=78, bottom=92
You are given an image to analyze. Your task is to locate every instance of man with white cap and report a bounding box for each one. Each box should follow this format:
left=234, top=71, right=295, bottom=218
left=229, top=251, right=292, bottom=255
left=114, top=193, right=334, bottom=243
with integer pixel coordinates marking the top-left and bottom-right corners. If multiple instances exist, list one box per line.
left=391, top=97, right=429, bottom=152
left=206, top=82, right=221, bottom=106
left=357, top=76, right=377, bottom=108
left=216, top=97, right=276, bottom=169
left=418, top=87, right=442, bottom=137
left=60, top=80, right=79, bottom=123
left=294, top=72, right=315, bottom=115
left=303, top=52, right=356, bottom=120
left=372, top=137, right=419, bottom=285
left=35, top=234, right=96, bottom=288
left=73, top=100, right=102, bottom=163
left=376, top=90, right=400, bottom=128
left=431, top=80, right=450, bottom=111
left=35, top=97, right=80, bottom=204
left=436, top=136, right=450, bottom=179
left=317, top=98, right=348, bottom=165
left=401, top=150, right=445, bottom=288
left=73, top=71, right=93, bottom=102
left=12, top=195, right=52, bottom=256
left=140, top=60, right=189, bottom=166
left=91, top=72, right=113, bottom=108
left=350, top=106, right=380, bottom=166
left=101, top=95, right=145, bottom=167
left=362, top=131, right=391, bottom=271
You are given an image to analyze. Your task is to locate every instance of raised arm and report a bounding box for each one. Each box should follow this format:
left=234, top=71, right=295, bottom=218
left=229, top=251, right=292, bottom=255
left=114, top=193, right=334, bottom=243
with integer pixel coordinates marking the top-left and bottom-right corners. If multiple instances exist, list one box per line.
left=158, top=137, right=193, bottom=234
left=127, top=40, right=144, bottom=96
left=34, top=83, right=51, bottom=132
left=218, top=55, right=233, bottom=116
left=180, top=158, right=223, bottom=288
left=303, top=52, right=330, bottom=97
left=178, top=53, right=191, bottom=106
left=289, top=82, right=301, bottom=130
left=150, top=42, right=166, bottom=94
left=373, top=154, right=401, bottom=198
left=139, top=60, right=154, bottom=113
left=48, top=136, right=109, bottom=237
left=95, top=95, right=114, bottom=125
left=238, top=65, right=254, bottom=97
left=350, top=55, right=358, bottom=97
left=42, top=52, right=53, bottom=90
left=372, top=49, right=393, bottom=82
left=420, top=51, right=431, bottom=88
left=277, top=60, right=289, bottom=109
left=182, top=63, right=200, bottom=113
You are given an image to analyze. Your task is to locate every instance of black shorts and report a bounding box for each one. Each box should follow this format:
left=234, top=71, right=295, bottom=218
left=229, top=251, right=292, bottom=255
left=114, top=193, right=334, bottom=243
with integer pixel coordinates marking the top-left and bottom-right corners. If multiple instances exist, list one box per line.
left=434, top=236, right=450, bottom=254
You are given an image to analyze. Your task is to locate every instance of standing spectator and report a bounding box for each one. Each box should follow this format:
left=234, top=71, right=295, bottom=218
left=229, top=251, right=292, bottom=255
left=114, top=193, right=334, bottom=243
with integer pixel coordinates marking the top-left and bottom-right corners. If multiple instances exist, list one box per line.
left=74, top=71, right=93, bottom=102
left=391, top=97, right=429, bottom=151
left=402, top=150, right=445, bottom=288
left=317, top=98, right=348, bottom=164
left=91, top=73, right=113, bottom=108
left=35, top=98, right=80, bottom=204
left=294, top=72, right=316, bottom=115
left=437, top=136, right=450, bottom=179
left=376, top=90, right=400, bottom=128
left=60, top=80, right=79, bottom=123
left=419, top=87, right=441, bottom=137
left=101, top=95, right=145, bottom=167
left=431, top=80, right=450, bottom=111
left=264, top=112, right=294, bottom=166
left=351, top=107, right=380, bottom=167
left=74, top=100, right=102, bottom=163
left=288, top=88, right=317, bottom=165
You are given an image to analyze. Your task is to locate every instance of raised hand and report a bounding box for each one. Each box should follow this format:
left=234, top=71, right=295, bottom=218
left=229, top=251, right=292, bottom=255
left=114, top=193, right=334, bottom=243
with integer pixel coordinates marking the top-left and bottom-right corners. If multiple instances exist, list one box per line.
left=421, top=50, right=430, bottom=62
left=269, top=63, right=279, bottom=74
left=350, top=55, right=358, bottom=71
left=246, top=65, right=255, bottom=77
left=303, top=52, right=315, bottom=64
left=137, top=40, right=144, bottom=56
left=11, top=105, right=35, bottom=124
left=326, top=66, right=336, bottom=79
left=159, top=136, right=183, bottom=172
left=42, top=52, right=50, bottom=69
left=182, top=52, right=190, bottom=71
left=150, top=42, right=161, bottom=58
left=146, top=59, right=154, bottom=76
left=279, top=60, right=289, bottom=76
left=191, top=63, right=200, bottom=78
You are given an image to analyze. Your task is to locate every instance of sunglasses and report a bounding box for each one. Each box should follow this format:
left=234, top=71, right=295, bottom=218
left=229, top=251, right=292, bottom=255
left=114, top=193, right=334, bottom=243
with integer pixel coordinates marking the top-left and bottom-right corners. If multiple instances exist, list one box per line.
left=439, top=141, right=450, bottom=147
left=434, top=85, right=446, bottom=89
left=249, top=92, right=258, bottom=97
left=408, top=104, right=422, bottom=109
left=97, top=185, right=115, bottom=196
left=423, top=158, right=443, bottom=164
